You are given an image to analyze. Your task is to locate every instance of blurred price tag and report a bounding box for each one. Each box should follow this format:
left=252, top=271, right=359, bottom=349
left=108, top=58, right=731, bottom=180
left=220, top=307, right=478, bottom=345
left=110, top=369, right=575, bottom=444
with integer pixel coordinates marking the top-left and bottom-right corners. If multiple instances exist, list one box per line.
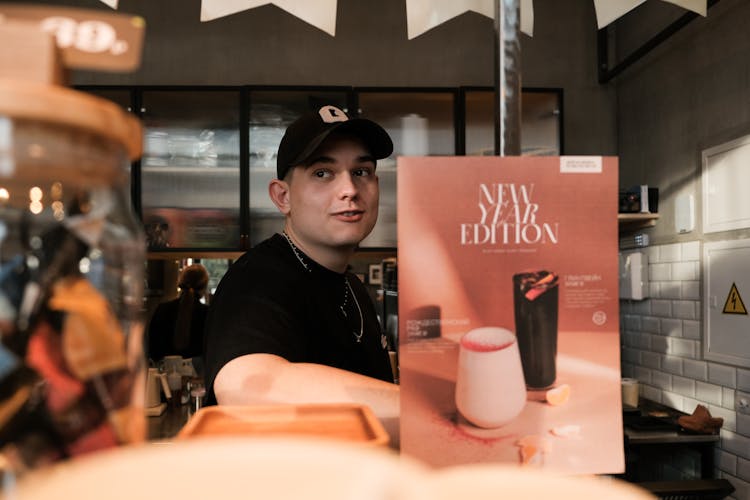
left=0, top=4, right=144, bottom=72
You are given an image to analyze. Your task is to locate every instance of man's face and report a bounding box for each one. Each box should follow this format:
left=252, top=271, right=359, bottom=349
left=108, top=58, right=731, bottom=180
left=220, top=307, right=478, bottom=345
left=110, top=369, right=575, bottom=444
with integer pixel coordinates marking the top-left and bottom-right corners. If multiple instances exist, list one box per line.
left=285, top=134, right=379, bottom=253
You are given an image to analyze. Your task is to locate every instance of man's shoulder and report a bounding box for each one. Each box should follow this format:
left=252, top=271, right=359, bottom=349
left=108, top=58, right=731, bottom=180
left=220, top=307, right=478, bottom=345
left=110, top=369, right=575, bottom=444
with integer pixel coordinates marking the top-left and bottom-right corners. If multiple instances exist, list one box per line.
left=236, top=235, right=292, bottom=270
left=216, top=234, right=301, bottom=293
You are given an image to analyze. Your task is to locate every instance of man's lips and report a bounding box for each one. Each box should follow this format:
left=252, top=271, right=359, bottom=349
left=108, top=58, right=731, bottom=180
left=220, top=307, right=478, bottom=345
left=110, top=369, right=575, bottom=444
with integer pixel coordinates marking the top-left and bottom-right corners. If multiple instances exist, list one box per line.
left=332, top=209, right=365, bottom=221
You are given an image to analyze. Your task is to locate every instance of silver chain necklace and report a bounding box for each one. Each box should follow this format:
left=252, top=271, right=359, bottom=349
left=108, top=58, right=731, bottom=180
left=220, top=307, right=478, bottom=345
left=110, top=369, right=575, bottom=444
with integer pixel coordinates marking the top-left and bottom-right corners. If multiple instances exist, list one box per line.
left=281, top=232, right=363, bottom=343
left=342, top=278, right=364, bottom=343
left=282, top=231, right=311, bottom=273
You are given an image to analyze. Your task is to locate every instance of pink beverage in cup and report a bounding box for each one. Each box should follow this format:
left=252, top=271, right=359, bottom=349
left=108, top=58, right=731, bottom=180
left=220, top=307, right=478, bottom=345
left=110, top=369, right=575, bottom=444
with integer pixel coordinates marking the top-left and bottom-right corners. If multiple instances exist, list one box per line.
left=455, top=327, right=526, bottom=428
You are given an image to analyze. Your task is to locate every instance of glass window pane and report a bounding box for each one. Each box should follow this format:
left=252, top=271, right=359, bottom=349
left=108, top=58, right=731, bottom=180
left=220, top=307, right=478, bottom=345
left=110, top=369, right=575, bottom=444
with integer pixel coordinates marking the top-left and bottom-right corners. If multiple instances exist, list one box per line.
left=465, top=91, right=494, bottom=156
left=522, top=91, right=562, bottom=156
left=357, top=92, right=455, bottom=157
left=141, top=90, right=240, bottom=249
left=199, top=258, right=234, bottom=296
left=357, top=91, right=456, bottom=248
left=465, top=89, right=562, bottom=156
left=248, top=89, right=349, bottom=246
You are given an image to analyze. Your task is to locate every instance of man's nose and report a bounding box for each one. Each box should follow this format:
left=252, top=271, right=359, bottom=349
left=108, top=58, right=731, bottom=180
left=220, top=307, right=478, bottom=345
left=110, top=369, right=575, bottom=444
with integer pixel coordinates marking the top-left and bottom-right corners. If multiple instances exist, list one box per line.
left=337, top=172, right=358, bottom=199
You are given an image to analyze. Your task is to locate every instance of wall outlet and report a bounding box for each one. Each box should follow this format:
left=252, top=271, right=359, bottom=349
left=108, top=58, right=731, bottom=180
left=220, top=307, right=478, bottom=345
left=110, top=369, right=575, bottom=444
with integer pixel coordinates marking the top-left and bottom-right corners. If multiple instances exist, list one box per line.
left=736, top=392, right=750, bottom=415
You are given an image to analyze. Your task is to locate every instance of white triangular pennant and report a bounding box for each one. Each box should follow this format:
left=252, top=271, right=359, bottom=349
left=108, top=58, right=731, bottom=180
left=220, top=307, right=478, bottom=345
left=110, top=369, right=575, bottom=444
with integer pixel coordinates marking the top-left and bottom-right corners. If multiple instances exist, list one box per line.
left=664, top=0, right=707, bottom=16
left=521, top=0, right=534, bottom=36
left=594, top=0, right=707, bottom=28
left=98, top=0, right=118, bottom=8
left=406, top=0, right=486, bottom=40
left=200, top=0, right=337, bottom=36
left=593, top=0, right=647, bottom=29
left=406, top=0, right=533, bottom=40
left=201, top=0, right=260, bottom=22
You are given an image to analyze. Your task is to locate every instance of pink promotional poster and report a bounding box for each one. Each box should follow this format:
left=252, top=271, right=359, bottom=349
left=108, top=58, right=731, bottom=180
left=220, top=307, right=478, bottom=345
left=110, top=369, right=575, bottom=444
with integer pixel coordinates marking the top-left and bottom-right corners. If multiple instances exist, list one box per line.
left=397, top=156, right=623, bottom=474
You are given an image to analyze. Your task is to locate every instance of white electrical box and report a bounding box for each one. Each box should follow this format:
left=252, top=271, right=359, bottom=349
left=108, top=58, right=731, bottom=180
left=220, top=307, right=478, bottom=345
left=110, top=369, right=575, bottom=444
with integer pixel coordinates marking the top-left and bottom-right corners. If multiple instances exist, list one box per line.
left=704, top=239, right=750, bottom=367
left=675, top=193, right=695, bottom=234
left=619, top=250, right=649, bottom=300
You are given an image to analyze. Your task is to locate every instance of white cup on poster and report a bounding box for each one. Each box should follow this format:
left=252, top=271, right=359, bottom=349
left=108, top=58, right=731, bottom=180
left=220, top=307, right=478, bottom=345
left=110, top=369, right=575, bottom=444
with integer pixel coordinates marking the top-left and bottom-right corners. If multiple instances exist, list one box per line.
left=455, top=327, right=526, bottom=428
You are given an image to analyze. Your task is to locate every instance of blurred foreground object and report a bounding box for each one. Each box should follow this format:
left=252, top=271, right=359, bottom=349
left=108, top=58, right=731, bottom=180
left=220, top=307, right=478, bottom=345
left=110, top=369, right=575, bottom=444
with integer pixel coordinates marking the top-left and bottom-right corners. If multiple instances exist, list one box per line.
left=0, top=5, right=146, bottom=477
left=1, top=437, right=656, bottom=500
left=0, top=3, right=145, bottom=77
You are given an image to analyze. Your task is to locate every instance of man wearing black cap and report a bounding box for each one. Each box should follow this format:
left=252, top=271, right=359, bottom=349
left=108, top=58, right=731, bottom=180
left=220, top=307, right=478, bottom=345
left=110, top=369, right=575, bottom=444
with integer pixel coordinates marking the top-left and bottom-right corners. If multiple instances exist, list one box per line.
left=203, top=105, right=399, bottom=441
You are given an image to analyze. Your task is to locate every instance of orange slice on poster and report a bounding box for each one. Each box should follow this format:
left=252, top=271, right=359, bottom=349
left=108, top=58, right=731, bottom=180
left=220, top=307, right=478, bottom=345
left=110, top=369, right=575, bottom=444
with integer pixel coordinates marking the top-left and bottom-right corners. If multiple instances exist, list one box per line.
left=520, top=443, right=542, bottom=466
left=545, top=384, right=571, bottom=406
left=516, top=435, right=549, bottom=466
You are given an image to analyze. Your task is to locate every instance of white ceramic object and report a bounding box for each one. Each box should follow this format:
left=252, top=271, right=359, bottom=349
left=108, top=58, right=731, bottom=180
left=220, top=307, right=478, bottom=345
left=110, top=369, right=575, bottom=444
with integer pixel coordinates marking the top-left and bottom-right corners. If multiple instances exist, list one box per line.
left=455, top=327, right=527, bottom=428
left=621, top=378, right=639, bottom=407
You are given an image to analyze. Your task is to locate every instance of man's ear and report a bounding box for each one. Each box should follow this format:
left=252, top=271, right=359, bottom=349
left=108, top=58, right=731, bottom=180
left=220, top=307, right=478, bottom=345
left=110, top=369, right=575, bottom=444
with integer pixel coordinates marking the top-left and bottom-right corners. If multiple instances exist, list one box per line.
left=269, top=179, right=291, bottom=215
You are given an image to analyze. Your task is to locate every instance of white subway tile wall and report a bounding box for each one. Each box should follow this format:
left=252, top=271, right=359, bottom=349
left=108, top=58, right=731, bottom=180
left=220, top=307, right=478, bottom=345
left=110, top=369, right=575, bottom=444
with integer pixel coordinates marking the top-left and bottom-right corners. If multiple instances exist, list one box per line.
left=621, top=240, right=750, bottom=498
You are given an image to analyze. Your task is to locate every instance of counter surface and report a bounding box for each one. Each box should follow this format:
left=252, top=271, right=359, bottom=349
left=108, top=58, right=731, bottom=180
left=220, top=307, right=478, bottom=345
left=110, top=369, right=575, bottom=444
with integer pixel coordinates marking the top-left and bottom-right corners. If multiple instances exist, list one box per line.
left=147, top=403, right=191, bottom=441
left=622, top=398, right=719, bottom=481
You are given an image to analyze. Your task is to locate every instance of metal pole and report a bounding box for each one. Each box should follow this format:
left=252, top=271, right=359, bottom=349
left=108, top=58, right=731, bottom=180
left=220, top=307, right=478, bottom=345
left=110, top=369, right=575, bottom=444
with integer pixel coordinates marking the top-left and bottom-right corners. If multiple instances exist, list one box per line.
left=494, top=0, right=522, bottom=156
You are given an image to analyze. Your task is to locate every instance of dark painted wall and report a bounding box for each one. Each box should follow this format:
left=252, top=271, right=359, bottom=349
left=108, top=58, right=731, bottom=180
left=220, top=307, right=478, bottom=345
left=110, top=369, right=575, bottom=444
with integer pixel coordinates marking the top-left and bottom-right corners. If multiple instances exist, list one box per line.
left=22, top=0, right=617, bottom=156
left=615, top=0, right=750, bottom=243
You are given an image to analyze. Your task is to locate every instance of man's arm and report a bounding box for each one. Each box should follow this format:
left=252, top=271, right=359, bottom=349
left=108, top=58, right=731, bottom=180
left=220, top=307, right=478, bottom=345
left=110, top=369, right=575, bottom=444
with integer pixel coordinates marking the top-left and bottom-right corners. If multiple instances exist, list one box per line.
left=213, top=353, right=400, bottom=447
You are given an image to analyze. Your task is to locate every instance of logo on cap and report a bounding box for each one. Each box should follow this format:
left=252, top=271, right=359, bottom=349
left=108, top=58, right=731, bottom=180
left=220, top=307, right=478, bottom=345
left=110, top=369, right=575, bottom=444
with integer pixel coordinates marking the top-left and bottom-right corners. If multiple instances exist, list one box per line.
left=319, top=105, right=348, bottom=124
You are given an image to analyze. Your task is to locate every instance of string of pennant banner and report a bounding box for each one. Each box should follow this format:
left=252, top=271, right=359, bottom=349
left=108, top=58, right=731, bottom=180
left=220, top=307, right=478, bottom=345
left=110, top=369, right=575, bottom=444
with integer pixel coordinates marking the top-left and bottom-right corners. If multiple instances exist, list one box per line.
left=97, top=0, right=708, bottom=38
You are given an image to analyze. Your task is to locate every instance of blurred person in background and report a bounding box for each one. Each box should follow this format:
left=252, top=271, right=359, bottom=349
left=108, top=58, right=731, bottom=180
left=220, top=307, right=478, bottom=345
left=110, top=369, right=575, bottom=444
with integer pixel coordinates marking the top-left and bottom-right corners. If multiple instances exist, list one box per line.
left=146, top=263, right=209, bottom=373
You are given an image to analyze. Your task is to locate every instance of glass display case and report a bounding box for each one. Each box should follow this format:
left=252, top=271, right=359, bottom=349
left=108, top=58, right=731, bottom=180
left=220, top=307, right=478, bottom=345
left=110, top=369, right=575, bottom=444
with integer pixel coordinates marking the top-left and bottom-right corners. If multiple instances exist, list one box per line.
left=463, top=87, right=563, bottom=156
left=356, top=89, right=458, bottom=248
left=140, top=88, right=241, bottom=250
left=78, top=85, right=564, bottom=254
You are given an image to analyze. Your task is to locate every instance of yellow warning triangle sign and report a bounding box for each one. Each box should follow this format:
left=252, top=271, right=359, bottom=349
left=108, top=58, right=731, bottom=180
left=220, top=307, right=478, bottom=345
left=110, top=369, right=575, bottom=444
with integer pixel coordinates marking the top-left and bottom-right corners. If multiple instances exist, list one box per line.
left=723, top=283, right=748, bottom=315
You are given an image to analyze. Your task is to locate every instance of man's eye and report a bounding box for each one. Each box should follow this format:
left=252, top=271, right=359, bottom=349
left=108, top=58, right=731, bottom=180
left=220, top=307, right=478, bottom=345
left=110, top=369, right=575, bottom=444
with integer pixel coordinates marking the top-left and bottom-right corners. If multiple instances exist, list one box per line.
left=313, top=170, right=331, bottom=178
left=353, top=168, right=373, bottom=177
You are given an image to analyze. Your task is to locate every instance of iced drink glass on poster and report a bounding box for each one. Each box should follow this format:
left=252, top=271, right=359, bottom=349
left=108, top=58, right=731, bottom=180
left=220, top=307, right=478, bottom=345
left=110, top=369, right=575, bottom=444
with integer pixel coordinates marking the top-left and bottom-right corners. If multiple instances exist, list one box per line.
left=455, top=327, right=526, bottom=428
left=513, top=271, right=559, bottom=389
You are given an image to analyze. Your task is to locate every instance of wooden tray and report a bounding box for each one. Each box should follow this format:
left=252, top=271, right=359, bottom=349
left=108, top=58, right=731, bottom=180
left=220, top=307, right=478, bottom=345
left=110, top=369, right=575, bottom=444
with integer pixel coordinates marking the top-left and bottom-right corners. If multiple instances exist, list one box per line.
left=177, top=404, right=389, bottom=446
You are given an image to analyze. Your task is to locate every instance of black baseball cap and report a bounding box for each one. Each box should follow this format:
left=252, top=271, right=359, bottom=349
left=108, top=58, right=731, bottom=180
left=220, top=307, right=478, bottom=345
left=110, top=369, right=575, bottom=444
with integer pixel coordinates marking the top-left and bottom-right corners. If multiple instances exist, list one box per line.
left=276, top=105, right=393, bottom=179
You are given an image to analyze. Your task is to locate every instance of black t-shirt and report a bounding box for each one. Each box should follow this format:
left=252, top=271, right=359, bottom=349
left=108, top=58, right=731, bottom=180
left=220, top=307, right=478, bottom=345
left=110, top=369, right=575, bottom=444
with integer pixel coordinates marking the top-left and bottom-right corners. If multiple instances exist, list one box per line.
left=203, top=233, right=393, bottom=404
